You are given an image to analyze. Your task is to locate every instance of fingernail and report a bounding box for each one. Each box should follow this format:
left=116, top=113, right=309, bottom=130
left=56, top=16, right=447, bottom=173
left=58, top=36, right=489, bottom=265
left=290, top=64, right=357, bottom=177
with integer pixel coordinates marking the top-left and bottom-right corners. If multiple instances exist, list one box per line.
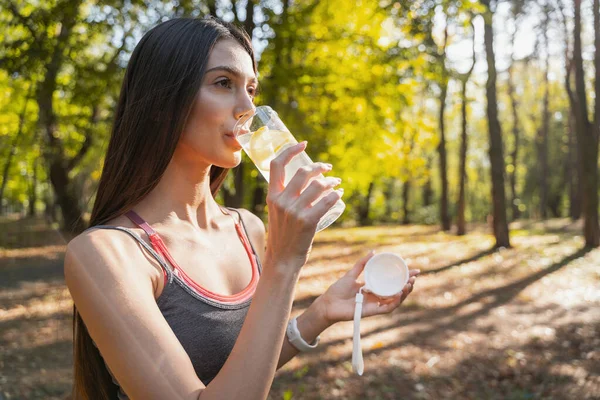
left=337, top=188, right=344, bottom=196
left=325, top=163, right=333, bottom=169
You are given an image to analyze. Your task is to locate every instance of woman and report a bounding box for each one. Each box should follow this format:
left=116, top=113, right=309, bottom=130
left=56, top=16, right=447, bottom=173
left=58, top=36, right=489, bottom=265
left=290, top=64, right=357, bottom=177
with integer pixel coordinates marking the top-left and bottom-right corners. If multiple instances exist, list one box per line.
left=65, top=16, right=419, bottom=399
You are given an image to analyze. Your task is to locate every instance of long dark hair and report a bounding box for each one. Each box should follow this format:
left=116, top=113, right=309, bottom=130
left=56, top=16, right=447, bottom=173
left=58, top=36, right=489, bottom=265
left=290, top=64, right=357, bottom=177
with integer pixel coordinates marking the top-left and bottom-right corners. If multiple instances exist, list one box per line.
left=72, top=17, right=256, bottom=399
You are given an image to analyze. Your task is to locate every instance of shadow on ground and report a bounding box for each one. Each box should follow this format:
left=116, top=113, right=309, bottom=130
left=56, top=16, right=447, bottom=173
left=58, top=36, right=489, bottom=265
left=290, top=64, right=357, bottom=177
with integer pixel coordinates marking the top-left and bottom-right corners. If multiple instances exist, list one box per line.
left=271, top=247, right=599, bottom=400
left=1, top=217, right=598, bottom=400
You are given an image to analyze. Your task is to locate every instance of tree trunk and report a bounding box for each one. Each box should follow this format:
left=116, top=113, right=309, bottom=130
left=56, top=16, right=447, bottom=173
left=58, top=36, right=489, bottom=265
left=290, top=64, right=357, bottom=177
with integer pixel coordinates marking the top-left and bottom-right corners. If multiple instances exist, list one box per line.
left=383, top=178, right=395, bottom=221
left=244, top=0, right=256, bottom=37
left=482, top=1, right=511, bottom=248
left=507, top=20, right=522, bottom=222
left=507, top=62, right=521, bottom=221
left=358, top=181, right=374, bottom=226
left=28, top=153, right=38, bottom=217
left=572, top=0, right=600, bottom=247
left=402, top=180, right=410, bottom=225
left=456, top=20, right=475, bottom=236
left=558, top=0, right=582, bottom=221
left=457, top=80, right=469, bottom=236
left=538, top=13, right=550, bottom=219
left=423, top=162, right=433, bottom=207
left=548, top=193, right=562, bottom=218
left=37, top=0, right=87, bottom=234
left=207, top=0, right=217, bottom=16
left=44, top=176, right=59, bottom=224
left=567, top=108, right=582, bottom=219
left=438, top=23, right=450, bottom=232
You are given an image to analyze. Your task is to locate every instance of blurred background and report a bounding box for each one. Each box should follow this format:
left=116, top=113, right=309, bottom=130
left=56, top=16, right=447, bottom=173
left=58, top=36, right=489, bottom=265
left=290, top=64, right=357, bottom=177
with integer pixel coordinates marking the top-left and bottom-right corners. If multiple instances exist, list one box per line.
left=1, top=0, right=599, bottom=399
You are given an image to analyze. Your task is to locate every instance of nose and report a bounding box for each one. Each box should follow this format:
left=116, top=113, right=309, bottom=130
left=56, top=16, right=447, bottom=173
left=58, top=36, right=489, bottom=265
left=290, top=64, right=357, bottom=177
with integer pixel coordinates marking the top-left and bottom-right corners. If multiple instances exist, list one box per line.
left=234, top=93, right=255, bottom=121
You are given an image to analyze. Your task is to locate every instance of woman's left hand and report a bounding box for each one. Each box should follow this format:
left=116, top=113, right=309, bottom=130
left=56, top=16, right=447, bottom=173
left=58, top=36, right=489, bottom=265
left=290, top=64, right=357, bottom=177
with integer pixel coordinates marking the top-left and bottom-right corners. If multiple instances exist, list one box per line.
left=317, top=251, right=420, bottom=325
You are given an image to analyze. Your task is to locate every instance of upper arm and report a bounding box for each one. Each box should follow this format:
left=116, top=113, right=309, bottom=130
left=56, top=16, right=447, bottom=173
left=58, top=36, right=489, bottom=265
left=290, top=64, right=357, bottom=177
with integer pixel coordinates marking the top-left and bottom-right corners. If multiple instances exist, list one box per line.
left=64, top=231, right=205, bottom=400
left=236, top=208, right=266, bottom=263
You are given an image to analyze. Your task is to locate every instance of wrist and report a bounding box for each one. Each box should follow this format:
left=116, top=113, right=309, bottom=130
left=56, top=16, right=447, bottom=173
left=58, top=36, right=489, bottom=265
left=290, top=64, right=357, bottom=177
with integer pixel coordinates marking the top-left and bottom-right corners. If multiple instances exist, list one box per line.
left=261, top=255, right=302, bottom=283
left=301, top=295, right=334, bottom=332
left=289, top=308, right=327, bottom=353
left=264, top=250, right=305, bottom=274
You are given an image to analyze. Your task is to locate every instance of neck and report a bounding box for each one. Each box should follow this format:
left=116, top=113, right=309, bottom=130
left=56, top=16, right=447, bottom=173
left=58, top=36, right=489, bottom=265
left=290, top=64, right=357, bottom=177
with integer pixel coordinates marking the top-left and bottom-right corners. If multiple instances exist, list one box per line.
left=135, top=150, right=226, bottom=230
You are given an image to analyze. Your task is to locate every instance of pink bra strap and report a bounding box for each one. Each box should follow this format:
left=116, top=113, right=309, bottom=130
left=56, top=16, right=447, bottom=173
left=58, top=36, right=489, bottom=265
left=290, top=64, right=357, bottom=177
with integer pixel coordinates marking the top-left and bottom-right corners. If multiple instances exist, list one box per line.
left=125, top=210, right=157, bottom=238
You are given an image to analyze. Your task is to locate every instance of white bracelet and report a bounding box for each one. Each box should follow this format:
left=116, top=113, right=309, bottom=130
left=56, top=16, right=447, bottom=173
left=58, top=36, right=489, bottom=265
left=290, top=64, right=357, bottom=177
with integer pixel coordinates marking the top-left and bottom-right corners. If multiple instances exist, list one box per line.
left=286, top=317, right=320, bottom=352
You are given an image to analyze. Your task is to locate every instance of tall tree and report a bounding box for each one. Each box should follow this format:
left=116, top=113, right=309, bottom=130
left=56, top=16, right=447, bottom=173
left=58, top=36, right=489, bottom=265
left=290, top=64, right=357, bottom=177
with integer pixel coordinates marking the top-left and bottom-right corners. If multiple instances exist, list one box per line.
left=481, top=0, right=511, bottom=247
left=422, top=158, right=434, bottom=207
left=570, top=0, right=600, bottom=247
left=556, top=0, right=582, bottom=220
left=358, top=182, right=375, bottom=226
left=402, top=180, right=411, bottom=225
left=1, top=0, right=138, bottom=233
left=437, top=14, right=451, bottom=231
left=566, top=107, right=581, bottom=219
left=456, top=18, right=476, bottom=236
left=28, top=146, right=38, bottom=217
left=507, top=19, right=522, bottom=221
left=383, top=178, right=396, bottom=222
left=537, top=3, right=551, bottom=219
left=36, top=0, right=86, bottom=233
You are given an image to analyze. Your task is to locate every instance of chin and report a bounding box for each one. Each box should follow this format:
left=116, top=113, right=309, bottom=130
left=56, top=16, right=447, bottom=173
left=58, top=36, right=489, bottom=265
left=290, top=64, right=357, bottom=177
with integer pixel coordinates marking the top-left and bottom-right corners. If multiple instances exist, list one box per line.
left=217, top=150, right=243, bottom=169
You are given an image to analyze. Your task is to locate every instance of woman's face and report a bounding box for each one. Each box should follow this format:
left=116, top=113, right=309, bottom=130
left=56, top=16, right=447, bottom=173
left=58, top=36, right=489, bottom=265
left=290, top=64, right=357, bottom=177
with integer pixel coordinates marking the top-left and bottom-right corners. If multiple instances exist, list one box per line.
left=179, top=38, right=257, bottom=169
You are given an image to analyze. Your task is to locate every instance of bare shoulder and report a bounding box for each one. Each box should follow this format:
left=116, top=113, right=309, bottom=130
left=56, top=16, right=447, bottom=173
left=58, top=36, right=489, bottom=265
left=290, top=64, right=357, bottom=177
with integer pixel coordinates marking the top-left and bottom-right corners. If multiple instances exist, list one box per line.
left=66, top=226, right=139, bottom=270
left=66, top=228, right=124, bottom=270
left=64, top=226, right=160, bottom=297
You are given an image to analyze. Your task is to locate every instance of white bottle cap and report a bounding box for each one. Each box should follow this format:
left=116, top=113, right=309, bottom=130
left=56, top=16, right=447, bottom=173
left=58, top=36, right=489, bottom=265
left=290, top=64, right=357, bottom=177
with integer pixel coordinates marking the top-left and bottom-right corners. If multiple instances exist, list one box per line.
left=353, top=252, right=410, bottom=376
left=363, top=252, right=409, bottom=298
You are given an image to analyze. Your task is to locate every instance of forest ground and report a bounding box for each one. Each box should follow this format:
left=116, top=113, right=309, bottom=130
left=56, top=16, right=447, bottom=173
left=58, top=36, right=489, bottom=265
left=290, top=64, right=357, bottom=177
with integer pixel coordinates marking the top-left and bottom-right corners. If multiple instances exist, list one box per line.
left=0, top=216, right=598, bottom=400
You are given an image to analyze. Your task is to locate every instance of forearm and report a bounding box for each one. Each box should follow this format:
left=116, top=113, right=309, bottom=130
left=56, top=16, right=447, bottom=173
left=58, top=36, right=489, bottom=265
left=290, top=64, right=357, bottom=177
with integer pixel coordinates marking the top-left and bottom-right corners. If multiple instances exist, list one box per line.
left=200, top=263, right=299, bottom=400
left=277, top=296, right=332, bottom=369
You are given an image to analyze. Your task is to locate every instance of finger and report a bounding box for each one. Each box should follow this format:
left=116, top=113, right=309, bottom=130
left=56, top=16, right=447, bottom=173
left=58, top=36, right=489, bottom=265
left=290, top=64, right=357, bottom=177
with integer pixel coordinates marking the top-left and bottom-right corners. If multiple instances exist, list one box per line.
left=305, top=188, right=344, bottom=223
left=269, top=141, right=307, bottom=194
left=294, top=176, right=342, bottom=209
left=346, top=250, right=376, bottom=279
left=285, top=163, right=334, bottom=196
left=381, top=295, right=404, bottom=313
left=409, top=269, right=421, bottom=277
left=376, top=296, right=397, bottom=306
left=364, top=294, right=403, bottom=316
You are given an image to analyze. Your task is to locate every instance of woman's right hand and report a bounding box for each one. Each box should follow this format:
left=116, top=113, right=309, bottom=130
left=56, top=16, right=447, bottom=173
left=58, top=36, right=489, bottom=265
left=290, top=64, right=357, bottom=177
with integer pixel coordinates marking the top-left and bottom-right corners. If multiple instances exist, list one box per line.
left=264, top=141, right=343, bottom=273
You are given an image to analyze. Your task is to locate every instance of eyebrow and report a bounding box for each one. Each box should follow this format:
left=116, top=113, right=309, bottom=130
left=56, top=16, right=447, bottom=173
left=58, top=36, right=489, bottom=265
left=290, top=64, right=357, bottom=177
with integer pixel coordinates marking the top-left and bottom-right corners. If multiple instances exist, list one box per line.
left=205, top=66, right=258, bottom=84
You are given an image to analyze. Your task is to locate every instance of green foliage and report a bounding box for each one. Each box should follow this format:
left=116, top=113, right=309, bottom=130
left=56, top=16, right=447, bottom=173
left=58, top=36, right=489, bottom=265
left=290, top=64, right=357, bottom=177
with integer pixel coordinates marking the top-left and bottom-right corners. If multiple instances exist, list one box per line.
left=0, top=0, right=591, bottom=227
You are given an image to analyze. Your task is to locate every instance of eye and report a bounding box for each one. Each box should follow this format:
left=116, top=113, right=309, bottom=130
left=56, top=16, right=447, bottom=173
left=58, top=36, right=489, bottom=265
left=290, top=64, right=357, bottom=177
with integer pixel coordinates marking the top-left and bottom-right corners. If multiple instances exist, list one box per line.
left=216, top=78, right=232, bottom=89
left=247, top=86, right=257, bottom=97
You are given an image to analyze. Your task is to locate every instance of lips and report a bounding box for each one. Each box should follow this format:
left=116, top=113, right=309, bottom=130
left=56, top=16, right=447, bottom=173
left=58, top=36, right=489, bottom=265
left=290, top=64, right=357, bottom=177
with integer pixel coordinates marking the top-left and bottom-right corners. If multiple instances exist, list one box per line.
left=224, top=132, right=242, bottom=149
